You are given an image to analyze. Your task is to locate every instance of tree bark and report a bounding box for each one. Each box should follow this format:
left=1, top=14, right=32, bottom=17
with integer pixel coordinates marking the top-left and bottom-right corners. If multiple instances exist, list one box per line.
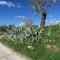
left=40, top=12, right=46, bottom=29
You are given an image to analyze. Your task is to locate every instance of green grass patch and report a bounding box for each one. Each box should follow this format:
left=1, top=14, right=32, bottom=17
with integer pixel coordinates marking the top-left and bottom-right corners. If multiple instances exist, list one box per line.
left=0, top=25, right=60, bottom=60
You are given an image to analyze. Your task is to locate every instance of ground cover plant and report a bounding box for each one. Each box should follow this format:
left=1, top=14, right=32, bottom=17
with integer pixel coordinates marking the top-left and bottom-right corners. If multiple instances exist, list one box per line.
left=0, top=24, right=60, bottom=60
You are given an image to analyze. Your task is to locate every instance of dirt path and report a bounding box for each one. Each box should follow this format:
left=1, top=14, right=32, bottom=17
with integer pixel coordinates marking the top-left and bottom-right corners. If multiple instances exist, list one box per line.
left=0, top=43, right=31, bottom=60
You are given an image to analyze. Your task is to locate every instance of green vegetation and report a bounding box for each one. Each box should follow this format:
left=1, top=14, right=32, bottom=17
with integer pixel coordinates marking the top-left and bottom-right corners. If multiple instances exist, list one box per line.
left=0, top=24, right=60, bottom=60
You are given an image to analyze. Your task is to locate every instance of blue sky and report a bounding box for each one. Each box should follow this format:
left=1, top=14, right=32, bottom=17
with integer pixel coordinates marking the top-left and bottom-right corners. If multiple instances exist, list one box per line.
left=0, top=0, right=60, bottom=26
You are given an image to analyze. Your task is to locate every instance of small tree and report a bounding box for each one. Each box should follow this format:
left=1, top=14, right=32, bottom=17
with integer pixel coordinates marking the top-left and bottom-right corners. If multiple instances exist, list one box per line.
left=31, top=0, right=59, bottom=28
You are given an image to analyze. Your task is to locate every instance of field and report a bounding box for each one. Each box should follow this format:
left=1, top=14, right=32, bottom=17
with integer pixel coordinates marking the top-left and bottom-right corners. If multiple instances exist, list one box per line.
left=0, top=24, right=60, bottom=60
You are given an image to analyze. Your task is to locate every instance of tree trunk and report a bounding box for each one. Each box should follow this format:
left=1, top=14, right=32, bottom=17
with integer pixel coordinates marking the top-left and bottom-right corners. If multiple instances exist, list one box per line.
left=40, top=12, right=46, bottom=29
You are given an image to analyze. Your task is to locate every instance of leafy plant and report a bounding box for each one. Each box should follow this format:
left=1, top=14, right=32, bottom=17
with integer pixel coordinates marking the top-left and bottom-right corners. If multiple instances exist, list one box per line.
left=3, top=26, right=55, bottom=45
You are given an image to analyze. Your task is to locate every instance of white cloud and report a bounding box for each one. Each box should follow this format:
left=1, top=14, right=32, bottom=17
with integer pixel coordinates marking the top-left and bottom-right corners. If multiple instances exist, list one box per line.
left=7, top=2, right=15, bottom=7
left=17, top=5, right=21, bottom=8
left=15, top=16, right=26, bottom=19
left=19, top=22, right=25, bottom=26
left=0, top=1, right=15, bottom=7
left=15, top=22, right=25, bottom=27
left=46, top=18, right=60, bottom=26
left=54, top=19, right=60, bottom=24
left=46, top=15, right=57, bottom=25
left=46, top=19, right=54, bottom=23
left=0, top=1, right=21, bottom=8
left=49, top=15, right=53, bottom=18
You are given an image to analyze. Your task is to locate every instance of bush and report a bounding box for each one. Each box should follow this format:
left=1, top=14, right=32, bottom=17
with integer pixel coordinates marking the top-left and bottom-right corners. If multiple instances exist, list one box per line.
left=3, top=26, right=55, bottom=45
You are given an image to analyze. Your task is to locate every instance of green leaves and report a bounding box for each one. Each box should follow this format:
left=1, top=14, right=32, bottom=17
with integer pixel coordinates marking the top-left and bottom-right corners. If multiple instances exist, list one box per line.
left=3, top=26, right=54, bottom=45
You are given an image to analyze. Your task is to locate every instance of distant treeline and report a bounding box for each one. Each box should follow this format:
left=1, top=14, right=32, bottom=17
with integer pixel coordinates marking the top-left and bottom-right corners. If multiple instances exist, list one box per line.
left=0, top=25, right=15, bottom=34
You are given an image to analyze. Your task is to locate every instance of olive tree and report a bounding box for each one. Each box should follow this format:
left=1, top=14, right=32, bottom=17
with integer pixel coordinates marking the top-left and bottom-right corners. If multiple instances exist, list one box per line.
left=31, top=0, right=59, bottom=28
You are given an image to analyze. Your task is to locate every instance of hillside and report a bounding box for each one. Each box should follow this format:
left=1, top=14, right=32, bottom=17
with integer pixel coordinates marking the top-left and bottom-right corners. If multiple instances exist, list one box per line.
left=0, top=24, right=60, bottom=60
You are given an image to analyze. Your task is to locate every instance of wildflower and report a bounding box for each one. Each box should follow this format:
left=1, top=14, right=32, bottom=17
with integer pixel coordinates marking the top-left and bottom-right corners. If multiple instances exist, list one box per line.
left=27, top=46, right=34, bottom=49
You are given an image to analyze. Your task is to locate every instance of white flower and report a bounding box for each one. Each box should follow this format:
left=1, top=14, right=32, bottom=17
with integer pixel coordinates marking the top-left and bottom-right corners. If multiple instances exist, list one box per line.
left=27, top=46, right=34, bottom=49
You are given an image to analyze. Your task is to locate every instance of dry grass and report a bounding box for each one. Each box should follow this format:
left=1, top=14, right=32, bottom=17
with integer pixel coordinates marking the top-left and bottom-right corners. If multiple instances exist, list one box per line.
left=0, top=35, right=3, bottom=39
left=44, top=44, right=59, bottom=52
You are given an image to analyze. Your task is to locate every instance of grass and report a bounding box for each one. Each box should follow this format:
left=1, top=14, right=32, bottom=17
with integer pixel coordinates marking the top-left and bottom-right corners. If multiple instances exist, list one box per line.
left=0, top=24, right=60, bottom=60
